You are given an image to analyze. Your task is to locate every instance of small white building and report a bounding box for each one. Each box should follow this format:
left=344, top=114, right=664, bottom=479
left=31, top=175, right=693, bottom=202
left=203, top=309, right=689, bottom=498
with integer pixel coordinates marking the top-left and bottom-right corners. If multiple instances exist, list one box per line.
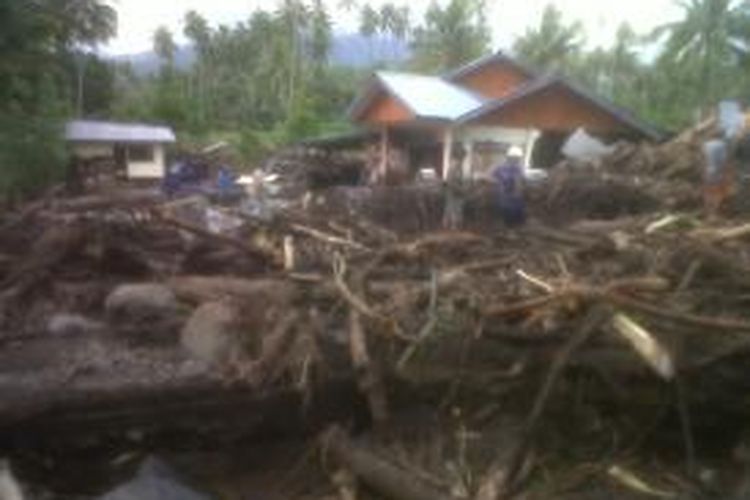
left=65, top=120, right=176, bottom=180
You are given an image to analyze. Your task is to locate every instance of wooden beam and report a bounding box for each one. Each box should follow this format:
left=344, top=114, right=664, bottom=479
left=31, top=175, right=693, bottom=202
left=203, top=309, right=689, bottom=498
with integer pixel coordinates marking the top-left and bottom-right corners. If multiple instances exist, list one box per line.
left=463, top=140, right=474, bottom=180
left=379, top=126, right=389, bottom=181
left=442, top=127, right=454, bottom=181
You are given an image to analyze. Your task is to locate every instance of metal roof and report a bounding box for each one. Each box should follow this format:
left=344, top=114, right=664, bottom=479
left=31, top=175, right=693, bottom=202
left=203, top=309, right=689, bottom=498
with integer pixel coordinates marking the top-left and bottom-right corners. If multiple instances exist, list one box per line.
left=350, top=72, right=486, bottom=123
left=65, top=120, right=176, bottom=143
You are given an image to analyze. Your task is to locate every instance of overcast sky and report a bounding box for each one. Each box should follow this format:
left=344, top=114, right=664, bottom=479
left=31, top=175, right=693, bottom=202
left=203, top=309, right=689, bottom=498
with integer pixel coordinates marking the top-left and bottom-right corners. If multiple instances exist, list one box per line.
left=103, top=0, right=684, bottom=55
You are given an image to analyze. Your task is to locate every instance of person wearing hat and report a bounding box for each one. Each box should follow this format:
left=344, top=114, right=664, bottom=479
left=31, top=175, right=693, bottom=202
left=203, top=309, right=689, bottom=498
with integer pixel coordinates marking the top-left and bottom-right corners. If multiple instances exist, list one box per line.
left=492, top=145, right=527, bottom=227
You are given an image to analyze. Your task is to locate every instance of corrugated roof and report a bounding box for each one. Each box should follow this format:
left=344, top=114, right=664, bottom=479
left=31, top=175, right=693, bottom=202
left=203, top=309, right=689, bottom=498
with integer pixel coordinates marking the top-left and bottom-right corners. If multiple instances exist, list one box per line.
left=65, top=120, right=176, bottom=143
left=349, top=72, right=486, bottom=123
left=378, top=72, right=485, bottom=120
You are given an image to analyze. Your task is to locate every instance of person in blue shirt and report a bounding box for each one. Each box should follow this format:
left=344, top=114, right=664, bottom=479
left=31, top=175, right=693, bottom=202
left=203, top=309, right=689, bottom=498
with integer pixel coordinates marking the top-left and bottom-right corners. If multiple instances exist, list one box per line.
left=216, top=166, right=235, bottom=197
left=492, top=146, right=526, bottom=227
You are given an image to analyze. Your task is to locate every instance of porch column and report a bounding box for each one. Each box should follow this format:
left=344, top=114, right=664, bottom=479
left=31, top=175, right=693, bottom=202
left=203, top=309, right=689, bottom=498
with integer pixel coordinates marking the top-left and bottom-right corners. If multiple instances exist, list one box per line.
left=463, top=140, right=474, bottom=180
left=442, top=127, right=454, bottom=181
left=523, top=129, right=540, bottom=169
left=379, top=126, right=389, bottom=179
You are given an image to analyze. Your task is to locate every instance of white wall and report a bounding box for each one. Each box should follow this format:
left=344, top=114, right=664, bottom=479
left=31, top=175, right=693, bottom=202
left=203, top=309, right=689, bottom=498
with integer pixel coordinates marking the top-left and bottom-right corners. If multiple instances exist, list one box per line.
left=126, top=144, right=166, bottom=179
left=456, top=126, right=541, bottom=179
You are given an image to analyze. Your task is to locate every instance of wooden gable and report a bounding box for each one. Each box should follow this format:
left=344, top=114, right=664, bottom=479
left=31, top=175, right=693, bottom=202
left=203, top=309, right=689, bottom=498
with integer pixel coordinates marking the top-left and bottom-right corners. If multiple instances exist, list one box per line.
left=467, top=84, right=635, bottom=135
left=357, top=91, right=414, bottom=125
left=453, top=60, right=532, bottom=100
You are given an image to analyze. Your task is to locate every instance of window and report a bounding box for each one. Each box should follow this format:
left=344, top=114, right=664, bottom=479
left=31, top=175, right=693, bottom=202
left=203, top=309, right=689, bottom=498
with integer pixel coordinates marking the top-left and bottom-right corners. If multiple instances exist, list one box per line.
left=128, top=144, right=154, bottom=162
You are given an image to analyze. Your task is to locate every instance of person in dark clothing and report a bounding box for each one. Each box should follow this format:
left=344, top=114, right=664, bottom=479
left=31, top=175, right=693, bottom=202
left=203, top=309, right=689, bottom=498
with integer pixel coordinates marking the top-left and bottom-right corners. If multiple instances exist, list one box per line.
left=492, top=146, right=526, bottom=227
left=443, top=146, right=467, bottom=230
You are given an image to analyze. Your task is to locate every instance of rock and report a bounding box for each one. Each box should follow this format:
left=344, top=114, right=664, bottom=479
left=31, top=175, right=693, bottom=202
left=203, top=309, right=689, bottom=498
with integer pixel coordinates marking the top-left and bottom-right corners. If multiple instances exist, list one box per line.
left=180, top=301, right=243, bottom=365
left=167, top=276, right=296, bottom=306
left=47, top=313, right=105, bottom=336
left=98, top=456, right=212, bottom=500
left=170, top=277, right=296, bottom=343
left=105, top=284, right=179, bottom=320
left=0, top=459, right=24, bottom=500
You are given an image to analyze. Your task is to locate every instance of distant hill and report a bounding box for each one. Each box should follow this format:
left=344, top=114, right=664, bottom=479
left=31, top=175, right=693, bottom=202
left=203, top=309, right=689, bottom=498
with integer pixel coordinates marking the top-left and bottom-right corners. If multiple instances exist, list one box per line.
left=112, top=33, right=410, bottom=76
left=330, top=33, right=409, bottom=68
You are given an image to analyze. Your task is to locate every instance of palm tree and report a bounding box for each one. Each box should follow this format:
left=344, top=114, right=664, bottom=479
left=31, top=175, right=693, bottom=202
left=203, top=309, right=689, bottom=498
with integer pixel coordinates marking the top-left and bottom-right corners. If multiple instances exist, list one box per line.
left=651, top=0, right=750, bottom=108
left=513, top=4, right=584, bottom=71
left=153, top=26, right=176, bottom=69
left=338, top=0, right=359, bottom=13
left=609, top=23, right=642, bottom=104
left=379, top=3, right=401, bottom=62
left=277, top=0, right=310, bottom=114
left=359, top=5, right=381, bottom=62
left=410, top=0, right=490, bottom=71
left=310, top=0, right=331, bottom=68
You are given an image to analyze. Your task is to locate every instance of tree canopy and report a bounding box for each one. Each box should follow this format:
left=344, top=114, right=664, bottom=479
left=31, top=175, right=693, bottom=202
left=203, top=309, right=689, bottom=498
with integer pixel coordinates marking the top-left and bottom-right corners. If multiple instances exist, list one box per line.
left=410, top=0, right=491, bottom=71
left=513, top=4, right=584, bottom=71
left=0, top=0, right=117, bottom=200
left=8, top=0, right=750, bottom=199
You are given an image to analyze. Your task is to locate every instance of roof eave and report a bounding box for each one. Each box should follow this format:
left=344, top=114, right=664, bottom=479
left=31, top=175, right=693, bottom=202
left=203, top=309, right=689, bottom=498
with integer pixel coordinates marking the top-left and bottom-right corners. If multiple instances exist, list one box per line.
left=445, top=51, right=538, bottom=82
left=67, top=138, right=176, bottom=144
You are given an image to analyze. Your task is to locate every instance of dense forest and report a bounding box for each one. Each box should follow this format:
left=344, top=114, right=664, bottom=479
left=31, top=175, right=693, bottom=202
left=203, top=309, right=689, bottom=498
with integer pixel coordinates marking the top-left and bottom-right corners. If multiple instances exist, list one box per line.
left=4, top=0, right=750, bottom=199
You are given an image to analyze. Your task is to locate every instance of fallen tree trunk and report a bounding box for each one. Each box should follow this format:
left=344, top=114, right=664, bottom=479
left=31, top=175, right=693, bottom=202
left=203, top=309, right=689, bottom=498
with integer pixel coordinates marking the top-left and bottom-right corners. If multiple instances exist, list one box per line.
left=49, top=191, right=165, bottom=213
left=323, top=426, right=458, bottom=500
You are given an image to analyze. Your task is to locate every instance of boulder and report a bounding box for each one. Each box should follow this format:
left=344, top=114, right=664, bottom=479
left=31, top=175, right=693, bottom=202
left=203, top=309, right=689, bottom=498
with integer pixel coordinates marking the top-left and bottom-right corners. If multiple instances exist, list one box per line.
left=98, top=456, right=212, bottom=500
left=180, top=301, right=243, bottom=365
left=47, top=313, right=105, bottom=336
left=0, top=459, right=24, bottom=500
left=105, top=284, right=179, bottom=320
left=169, top=277, right=296, bottom=341
left=167, top=276, right=296, bottom=306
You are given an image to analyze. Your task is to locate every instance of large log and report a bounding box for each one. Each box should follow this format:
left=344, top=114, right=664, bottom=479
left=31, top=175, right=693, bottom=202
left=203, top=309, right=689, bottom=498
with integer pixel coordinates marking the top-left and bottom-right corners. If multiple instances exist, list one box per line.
left=49, top=191, right=165, bottom=213
left=323, top=426, right=457, bottom=500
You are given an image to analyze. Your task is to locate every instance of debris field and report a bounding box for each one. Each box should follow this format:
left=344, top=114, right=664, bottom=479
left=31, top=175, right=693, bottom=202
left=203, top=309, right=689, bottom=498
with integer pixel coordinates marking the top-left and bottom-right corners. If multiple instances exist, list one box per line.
left=2, top=124, right=750, bottom=499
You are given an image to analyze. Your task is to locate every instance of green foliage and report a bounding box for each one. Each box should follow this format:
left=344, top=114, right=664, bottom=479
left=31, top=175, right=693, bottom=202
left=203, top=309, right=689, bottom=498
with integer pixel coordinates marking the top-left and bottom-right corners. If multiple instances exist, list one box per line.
left=235, top=128, right=268, bottom=164
left=410, top=0, right=491, bottom=71
left=153, top=26, right=177, bottom=67
left=0, top=79, right=68, bottom=201
left=512, top=1, right=750, bottom=130
left=0, top=0, right=116, bottom=200
left=514, top=4, right=584, bottom=71
left=113, top=0, right=366, bottom=158
left=112, top=0, right=750, bottom=149
left=284, top=95, right=324, bottom=141
left=650, top=0, right=750, bottom=111
left=64, top=51, right=116, bottom=118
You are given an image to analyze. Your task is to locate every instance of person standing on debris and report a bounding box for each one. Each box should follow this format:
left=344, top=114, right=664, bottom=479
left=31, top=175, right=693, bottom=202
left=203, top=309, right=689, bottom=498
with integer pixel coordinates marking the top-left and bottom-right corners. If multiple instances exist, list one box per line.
left=734, top=131, right=750, bottom=196
left=216, top=166, right=236, bottom=203
left=703, top=100, right=746, bottom=218
left=703, top=137, right=732, bottom=219
left=493, top=146, right=526, bottom=227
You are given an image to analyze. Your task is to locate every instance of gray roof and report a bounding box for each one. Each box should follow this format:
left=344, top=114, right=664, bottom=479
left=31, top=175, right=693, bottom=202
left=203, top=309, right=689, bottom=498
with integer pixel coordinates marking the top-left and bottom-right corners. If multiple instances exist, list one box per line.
left=65, top=120, right=176, bottom=143
left=350, top=72, right=486, bottom=122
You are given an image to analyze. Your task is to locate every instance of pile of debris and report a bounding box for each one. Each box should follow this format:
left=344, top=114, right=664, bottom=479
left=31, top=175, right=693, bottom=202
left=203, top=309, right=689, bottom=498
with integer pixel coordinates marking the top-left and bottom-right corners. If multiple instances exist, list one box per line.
left=3, top=125, right=750, bottom=498
left=552, top=119, right=721, bottom=213
left=263, top=145, right=366, bottom=197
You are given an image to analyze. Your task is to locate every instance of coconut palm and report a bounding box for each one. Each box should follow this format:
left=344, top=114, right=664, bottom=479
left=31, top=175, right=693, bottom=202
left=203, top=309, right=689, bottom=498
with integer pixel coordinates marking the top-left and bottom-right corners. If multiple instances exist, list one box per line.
left=651, top=0, right=750, bottom=107
left=513, top=4, right=584, bottom=71
left=410, top=0, right=490, bottom=71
